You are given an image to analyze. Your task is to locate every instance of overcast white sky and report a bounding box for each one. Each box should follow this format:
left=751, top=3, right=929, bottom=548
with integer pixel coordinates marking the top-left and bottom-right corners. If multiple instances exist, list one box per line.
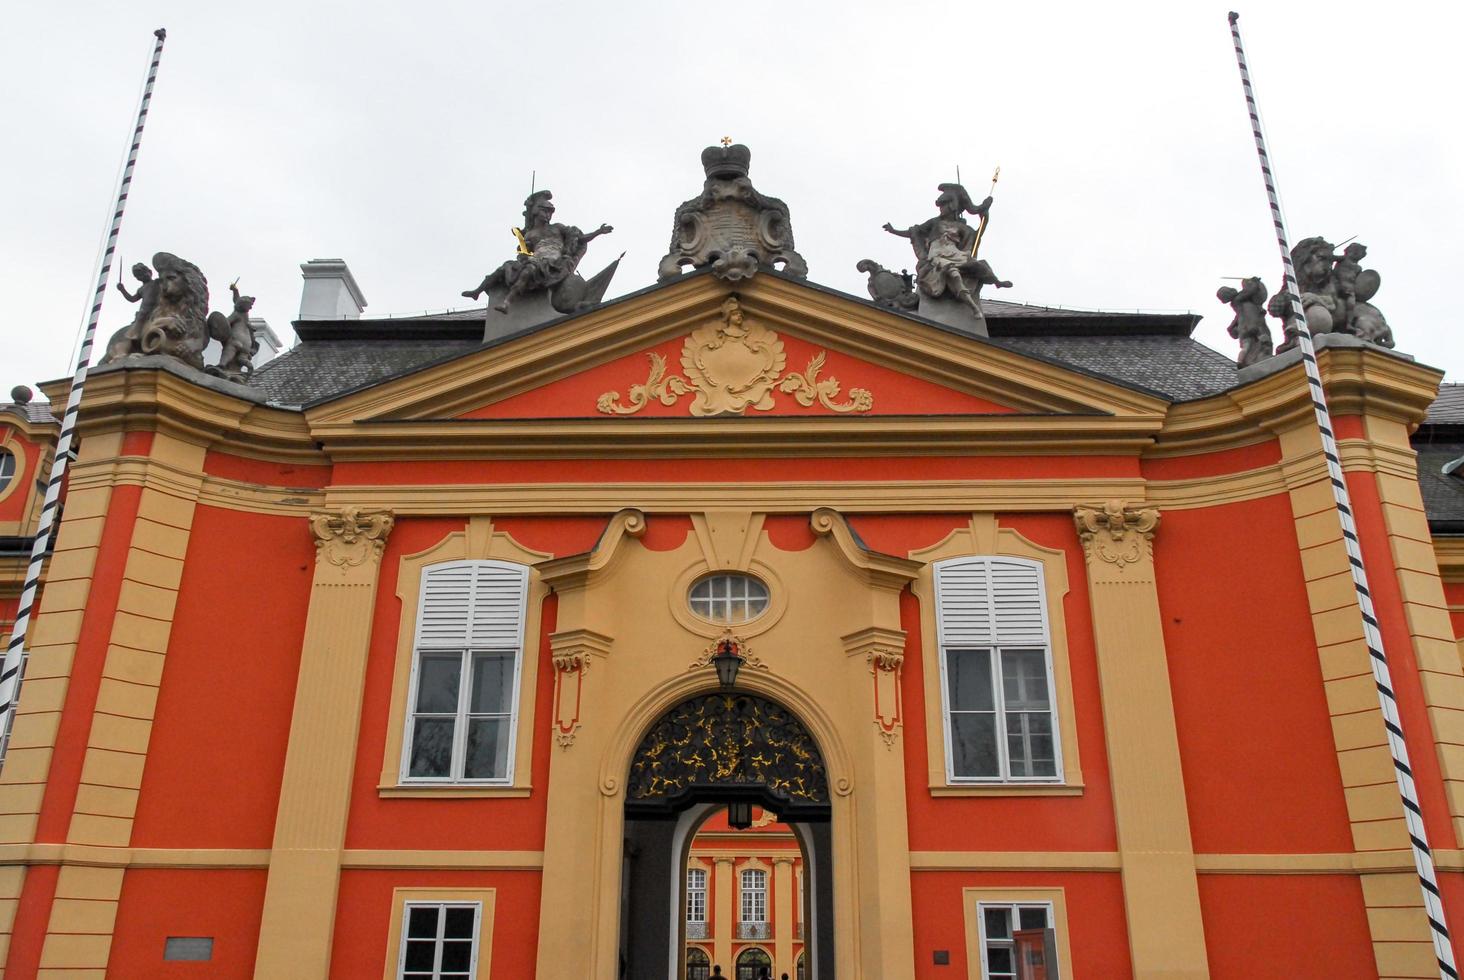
left=3, top=1, right=1460, bottom=394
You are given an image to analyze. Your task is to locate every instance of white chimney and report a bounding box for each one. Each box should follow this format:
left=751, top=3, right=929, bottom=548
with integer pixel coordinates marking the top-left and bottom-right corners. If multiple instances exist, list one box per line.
left=299, top=259, right=367, bottom=319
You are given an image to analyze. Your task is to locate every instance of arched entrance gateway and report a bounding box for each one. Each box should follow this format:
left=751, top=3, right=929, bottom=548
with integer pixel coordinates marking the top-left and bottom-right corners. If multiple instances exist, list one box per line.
left=619, top=692, right=834, bottom=979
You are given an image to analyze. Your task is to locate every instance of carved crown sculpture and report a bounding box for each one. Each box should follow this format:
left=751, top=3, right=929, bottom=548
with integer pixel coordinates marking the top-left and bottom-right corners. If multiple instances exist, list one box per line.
left=657, top=143, right=808, bottom=282
left=701, top=143, right=752, bottom=179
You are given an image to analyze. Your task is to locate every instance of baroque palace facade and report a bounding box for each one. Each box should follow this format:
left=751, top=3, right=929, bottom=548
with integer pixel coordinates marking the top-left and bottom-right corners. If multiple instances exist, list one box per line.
left=1, top=146, right=1462, bottom=979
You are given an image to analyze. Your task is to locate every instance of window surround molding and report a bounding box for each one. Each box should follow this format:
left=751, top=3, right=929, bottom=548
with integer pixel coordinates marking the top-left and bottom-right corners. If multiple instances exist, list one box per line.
left=382, top=887, right=495, bottom=980
left=909, top=515, right=1083, bottom=796
left=737, top=856, right=771, bottom=924
left=0, top=439, right=23, bottom=507
left=962, top=887, right=1069, bottom=980
left=380, top=517, right=550, bottom=797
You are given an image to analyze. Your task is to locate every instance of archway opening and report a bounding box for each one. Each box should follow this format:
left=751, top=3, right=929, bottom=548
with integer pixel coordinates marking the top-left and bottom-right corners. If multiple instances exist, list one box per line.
left=619, top=692, right=833, bottom=979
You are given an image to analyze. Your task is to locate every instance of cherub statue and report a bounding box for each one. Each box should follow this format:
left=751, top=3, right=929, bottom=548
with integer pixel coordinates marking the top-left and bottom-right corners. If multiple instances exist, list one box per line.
left=461, top=190, right=613, bottom=314
left=883, top=182, right=1012, bottom=317
left=856, top=259, right=918, bottom=311
left=101, top=262, right=161, bottom=364
left=1268, top=291, right=1304, bottom=353
left=1217, top=277, right=1272, bottom=367
left=207, top=280, right=258, bottom=382
left=1288, top=237, right=1394, bottom=347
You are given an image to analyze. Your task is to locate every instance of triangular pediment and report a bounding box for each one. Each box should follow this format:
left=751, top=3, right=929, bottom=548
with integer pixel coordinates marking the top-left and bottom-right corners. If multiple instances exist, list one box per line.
left=306, top=274, right=1168, bottom=425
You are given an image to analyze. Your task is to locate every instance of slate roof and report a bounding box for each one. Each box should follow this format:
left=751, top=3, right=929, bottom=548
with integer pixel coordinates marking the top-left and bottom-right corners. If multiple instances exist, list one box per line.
left=990, top=334, right=1239, bottom=402
left=1413, top=385, right=1464, bottom=528
left=1, top=400, right=57, bottom=426
left=250, top=274, right=1233, bottom=408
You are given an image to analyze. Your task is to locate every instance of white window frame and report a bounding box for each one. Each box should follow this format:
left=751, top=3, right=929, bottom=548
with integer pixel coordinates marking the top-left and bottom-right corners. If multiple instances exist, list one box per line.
left=688, top=572, right=770, bottom=625
left=397, top=900, right=482, bottom=980
left=739, top=868, right=767, bottom=924
left=975, top=901, right=1055, bottom=980
left=0, top=450, right=15, bottom=493
left=400, top=559, right=529, bottom=785
left=686, top=868, right=707, bottom=923
left=934, top=556, right=1063, bottom=784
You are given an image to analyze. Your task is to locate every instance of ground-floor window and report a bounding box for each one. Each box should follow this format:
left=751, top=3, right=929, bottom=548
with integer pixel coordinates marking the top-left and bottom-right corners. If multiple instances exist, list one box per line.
left=796, top=950, right=806, bottom=980
left=736, top=946, right=772, bottom=980
left=977, top=902, right=1053, bottom=980
left=686, top=946, right=710, bottom=980
left=399, top=902, right=481, bottom=979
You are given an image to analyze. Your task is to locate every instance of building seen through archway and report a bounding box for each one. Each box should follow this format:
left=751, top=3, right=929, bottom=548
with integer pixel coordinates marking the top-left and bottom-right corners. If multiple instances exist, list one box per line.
left=682, top=806, right=804, bottom=979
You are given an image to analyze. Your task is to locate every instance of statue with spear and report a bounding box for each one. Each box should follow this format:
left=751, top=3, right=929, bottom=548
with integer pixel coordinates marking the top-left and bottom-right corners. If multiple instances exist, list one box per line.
left=882, top=167, right=1012, bottom=318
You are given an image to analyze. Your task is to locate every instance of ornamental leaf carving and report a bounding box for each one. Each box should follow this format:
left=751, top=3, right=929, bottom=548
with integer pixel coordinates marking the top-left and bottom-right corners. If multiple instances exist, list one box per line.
left=594, top=295, right=874, bottom=417
left=1073, top=500, right=1159, bottom=571
left=309, top=506, right=394, bottom=569
left=779, top=351, right=874, bottom=413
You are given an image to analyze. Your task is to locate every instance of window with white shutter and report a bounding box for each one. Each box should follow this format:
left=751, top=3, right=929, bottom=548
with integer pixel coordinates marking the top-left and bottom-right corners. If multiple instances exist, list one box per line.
left=934, top=557, right=1061, bottom=782
left=402, top=560, right=529, bottom=784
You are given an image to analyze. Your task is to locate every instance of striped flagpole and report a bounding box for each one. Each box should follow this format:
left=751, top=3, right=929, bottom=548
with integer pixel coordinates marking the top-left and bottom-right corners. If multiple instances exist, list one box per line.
left=0, top=28, right=168, bottom=767
left=1227, top=12, right=1457, bottom=978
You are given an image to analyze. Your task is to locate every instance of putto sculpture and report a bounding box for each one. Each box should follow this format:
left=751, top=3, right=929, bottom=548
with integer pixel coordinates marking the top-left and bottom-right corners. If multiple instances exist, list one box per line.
left=1216, top=277, right=1273, bottom=367
left=881, top=181, right=1012, bottom=332
left=657, top=142, right=807, bottom=282
left=208, top=281, right=259, bottom=382
left=461, top=190, right=616, bottom=321
left=856, top=259, right=918, bottom=312
left=1290, top=237, right=1394, bottom=348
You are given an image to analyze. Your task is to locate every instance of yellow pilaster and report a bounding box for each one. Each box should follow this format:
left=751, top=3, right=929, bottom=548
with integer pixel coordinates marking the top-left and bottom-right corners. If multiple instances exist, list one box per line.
left=35, top=433, right=203, bottom=978
left=1365, top=416, right=1464, bottom=844
left=0, top=431, right=122, bottom=978
left=253, top=507, right=394, bottom=980
left=1280, top=421, right=1443, bottom=977
left=772, top=855, right=793, bottom=977
left=713, top=856, right=733, bottom=973
left=1074, top=501, right=1209, bottom=978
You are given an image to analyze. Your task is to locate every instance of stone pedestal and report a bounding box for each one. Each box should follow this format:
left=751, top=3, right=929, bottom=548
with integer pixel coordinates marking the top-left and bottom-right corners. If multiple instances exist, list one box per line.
left=916, top=291, right=988, bottom=337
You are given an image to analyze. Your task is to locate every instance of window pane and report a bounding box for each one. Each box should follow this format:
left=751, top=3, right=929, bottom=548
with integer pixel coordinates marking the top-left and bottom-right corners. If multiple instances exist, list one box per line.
left=440, top=939, right=473, bottom=971
left=469, top=653, right=515, bottom=714
left=408, top=718, right=456, bottom=777
left=443, top=906, right=475, bottom=938
left=1001, top=649, right=1051, bottom=710
left=415, top=654, right=462, bottom=713
left=1006, top=711, right=1056, bottom=778
left=407, top=906, right=439, bottom=937
left=984, top=906, right=1011, bottom=939
left=946, top=649, right=994, bottom=711
left=949, top=712, right=999, bottom=777
left=464, top=717, right=511, bottom=779
left=403, top=939, right=436, bottom=971
left=1018, top=906, right=1049, bottom=930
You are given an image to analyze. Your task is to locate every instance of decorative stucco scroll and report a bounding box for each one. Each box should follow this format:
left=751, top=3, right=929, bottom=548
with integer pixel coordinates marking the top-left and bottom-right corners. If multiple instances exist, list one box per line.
left=596, top=296, right=874, bottom=417
left=1073, top=500, right=1159, bottom=572
left=309, top=506, right=394, bottom=570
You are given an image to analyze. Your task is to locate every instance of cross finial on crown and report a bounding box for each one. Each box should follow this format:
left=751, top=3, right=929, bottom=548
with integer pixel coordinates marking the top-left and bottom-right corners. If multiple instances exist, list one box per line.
left=720, top=136, right=733, bottom=147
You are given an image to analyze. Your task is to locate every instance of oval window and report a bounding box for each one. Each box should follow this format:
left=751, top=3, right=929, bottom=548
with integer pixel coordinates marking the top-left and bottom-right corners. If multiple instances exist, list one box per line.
left=0, top=450, right=14, bottom=495
left=688, top=573, right=770, bottom=625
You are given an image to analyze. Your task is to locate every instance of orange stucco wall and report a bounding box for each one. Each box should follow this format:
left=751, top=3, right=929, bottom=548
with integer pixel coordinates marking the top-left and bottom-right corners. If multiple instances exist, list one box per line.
left=460, top=333, right=1019, bottom=419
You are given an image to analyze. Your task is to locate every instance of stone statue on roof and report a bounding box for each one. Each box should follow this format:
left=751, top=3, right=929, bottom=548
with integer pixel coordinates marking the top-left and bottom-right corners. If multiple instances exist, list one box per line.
left=1217, top=277, right=1273, bottom=367
left=1290, top=237, right=1394, bottom=348
left=856, top=259, right=918, bottom=311
left=99, top=252, right=210, bottom=370
left=882, top=181, right=1012, bottom=332
left=207, top=281, right=259, bottom=382
left=657, top=143, right=808, bottom=282
left=462, top=190, right=616, bottom=317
